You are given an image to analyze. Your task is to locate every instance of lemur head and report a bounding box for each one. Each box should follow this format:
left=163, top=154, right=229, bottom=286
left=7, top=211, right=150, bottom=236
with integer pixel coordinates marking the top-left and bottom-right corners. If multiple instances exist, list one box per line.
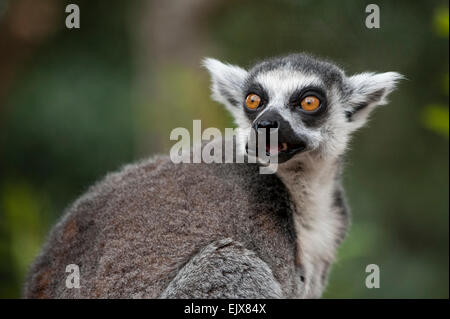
left=204, top=53, right=402, bottom=164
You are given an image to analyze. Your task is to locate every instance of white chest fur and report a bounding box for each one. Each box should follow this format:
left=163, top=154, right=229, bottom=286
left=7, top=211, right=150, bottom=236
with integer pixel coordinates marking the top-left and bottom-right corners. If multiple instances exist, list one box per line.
left=277, top=156, right=344, bottom=298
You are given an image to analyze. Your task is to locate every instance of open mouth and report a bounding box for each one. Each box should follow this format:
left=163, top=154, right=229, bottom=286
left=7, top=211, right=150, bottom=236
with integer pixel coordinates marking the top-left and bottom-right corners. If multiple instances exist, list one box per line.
left=266, top=142, right=287, bottom=155
left=246, top=140, right=306, bottom=161
left=244, top=126, right=308, bottom=162
left=264, top=142, right=306, bottom=156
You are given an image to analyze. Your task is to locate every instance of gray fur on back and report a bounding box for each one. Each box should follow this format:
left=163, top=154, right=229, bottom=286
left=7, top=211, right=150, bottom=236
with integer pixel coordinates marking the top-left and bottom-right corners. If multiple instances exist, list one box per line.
left=24, top=152, right=302, bottom=298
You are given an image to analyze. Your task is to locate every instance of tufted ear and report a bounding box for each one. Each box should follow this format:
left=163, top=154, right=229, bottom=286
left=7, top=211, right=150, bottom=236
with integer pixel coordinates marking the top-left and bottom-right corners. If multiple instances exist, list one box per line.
left=345, top=72, right=403, bottom=129
left=203, top=58, right=248, bottom=111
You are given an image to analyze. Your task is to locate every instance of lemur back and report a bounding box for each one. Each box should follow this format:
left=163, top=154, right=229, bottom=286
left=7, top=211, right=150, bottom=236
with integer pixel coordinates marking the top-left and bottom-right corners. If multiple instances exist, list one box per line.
left=25, top=150, right=313, bottom=298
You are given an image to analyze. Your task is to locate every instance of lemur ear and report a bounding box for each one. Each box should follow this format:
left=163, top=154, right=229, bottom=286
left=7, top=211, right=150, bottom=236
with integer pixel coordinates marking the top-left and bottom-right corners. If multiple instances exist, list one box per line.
left=203, top=58, right=248, bottom=110
left=345, top=72, right=403, bottom=129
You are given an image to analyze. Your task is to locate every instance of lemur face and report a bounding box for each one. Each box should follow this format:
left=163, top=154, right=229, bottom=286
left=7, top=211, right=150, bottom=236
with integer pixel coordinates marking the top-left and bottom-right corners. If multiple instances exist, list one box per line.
left=205, top=54, right=402, bottom=163
left=242, top=64, right=338, bottom=163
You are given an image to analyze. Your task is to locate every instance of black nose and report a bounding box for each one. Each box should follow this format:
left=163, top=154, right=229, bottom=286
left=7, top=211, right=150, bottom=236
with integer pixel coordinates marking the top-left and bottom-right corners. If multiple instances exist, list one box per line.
left=253, top=119, right=279, bottom=131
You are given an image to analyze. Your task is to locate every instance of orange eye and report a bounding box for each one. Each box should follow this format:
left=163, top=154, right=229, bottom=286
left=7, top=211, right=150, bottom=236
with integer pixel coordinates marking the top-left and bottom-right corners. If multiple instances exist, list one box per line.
left=245, top=94, right=261, bottom=110
left=300, top=96, right=321, bottom=112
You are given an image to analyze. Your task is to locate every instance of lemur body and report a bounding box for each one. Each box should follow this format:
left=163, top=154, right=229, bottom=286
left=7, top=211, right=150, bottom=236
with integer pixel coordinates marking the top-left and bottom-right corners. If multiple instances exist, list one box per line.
left=25, top=54, right=401, bottom=298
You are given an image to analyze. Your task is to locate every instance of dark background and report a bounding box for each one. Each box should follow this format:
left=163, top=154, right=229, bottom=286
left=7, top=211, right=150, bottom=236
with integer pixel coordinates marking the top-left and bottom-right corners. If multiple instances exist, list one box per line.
left=0, top=0, right=448, bottom=298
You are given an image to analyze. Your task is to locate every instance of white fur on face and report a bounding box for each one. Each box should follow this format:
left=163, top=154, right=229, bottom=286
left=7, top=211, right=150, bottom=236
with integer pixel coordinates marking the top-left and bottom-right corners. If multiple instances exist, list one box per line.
left=254, top=69, right=322, bottom=120
left=317, top=86, right=352, bottom=159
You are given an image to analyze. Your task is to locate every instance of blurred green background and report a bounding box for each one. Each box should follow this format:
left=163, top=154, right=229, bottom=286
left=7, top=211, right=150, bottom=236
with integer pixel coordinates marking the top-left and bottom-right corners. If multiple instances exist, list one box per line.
left=0, top=0, right=448, bottom=298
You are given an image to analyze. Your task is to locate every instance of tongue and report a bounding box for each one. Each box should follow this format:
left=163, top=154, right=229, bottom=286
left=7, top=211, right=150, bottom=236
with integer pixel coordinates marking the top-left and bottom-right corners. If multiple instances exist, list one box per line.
left=266, top=144, right=281, bottom=154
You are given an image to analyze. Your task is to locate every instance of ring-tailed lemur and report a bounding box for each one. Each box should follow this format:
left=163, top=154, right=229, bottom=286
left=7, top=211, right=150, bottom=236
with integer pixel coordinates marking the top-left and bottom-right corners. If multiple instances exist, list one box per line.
left=24, top=53, right=402, bottom=298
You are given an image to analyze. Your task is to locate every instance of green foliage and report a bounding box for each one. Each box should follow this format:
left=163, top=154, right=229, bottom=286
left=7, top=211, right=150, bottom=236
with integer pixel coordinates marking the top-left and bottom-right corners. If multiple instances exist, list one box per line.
left=433, top=6, right=449, bottom=37
left=0, top=182, right=50, bottom=297
left=422, top=104, right=449, bottom=138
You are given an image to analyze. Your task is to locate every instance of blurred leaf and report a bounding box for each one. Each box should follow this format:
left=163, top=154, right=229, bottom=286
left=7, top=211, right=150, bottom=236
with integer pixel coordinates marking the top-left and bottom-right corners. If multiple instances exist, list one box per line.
left=1, top=182, right=50, bottom=283
left=433, top=6, right=449, bottom=38
left=422, top=104, right=449, bottom=138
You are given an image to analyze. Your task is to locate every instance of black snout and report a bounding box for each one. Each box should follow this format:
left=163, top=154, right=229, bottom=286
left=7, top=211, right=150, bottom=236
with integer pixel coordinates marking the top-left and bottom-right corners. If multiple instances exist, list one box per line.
left=247, top=110, right=308, bottom=163
left=253, top=119, right=279, bottom=131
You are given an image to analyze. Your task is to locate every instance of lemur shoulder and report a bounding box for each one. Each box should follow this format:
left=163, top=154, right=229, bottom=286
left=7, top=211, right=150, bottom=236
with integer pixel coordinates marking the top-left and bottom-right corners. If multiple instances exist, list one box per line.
left=24, top=53, right=401, bottom=298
